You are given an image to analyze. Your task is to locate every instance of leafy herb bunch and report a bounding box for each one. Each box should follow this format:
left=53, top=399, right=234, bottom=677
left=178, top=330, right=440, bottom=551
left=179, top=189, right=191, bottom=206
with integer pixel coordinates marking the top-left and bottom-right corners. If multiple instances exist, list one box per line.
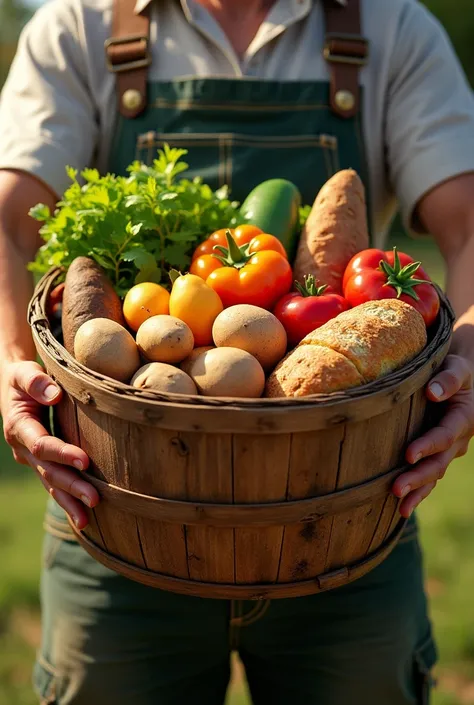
left=29, top=145, right=243, bottom=296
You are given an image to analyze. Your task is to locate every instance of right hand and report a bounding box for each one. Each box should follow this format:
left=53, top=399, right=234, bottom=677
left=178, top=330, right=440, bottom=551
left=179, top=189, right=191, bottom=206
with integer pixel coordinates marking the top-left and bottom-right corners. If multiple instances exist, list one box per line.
left=1, top=360, right=99, bottom=528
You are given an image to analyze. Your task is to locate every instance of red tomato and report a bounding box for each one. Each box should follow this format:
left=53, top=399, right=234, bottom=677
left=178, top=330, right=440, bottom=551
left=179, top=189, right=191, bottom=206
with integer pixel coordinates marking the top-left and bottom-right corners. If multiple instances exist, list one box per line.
left=342, top=248, right=430, bottom=291
left=274, top=277, right=350, bottom=347
left=189, top=254, right=222, bottom=279
left=207, top=250, right=292, bottom=309
left=343, top=247, right=439, bottom=326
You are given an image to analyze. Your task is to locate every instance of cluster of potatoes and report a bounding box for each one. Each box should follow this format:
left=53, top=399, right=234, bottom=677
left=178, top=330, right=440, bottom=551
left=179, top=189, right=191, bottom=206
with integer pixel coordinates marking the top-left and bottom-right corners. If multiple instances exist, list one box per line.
left=73, top=304, right=288, bottom=398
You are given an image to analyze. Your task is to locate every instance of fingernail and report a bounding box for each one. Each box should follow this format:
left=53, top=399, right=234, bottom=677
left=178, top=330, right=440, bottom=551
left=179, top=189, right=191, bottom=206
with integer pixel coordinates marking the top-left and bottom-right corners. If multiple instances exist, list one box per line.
left=43, top=384, right=60, bottom=401
left=413, top=453, right=422, bottom=464
left=73, top=516, right=81, bottom=528
left=73, top=459, right=84, bottom=471
left=81, top=494, right=91, bottom=507
left=400, top=484, right=411, bottom=498
left=429, top=382, right=444, bottom=400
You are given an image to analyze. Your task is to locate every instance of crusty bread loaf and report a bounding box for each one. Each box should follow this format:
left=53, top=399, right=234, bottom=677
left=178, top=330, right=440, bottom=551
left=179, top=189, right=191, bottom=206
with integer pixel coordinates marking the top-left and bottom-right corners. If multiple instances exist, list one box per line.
left=293, top=170, right=369, bottom=293
left=62, top=257, right=125, bottom=354
left=265, top=300, right=427, bottom=398
left=265, top=344, right=364, bottom=398
left=304, top=299, right=427, bottom=382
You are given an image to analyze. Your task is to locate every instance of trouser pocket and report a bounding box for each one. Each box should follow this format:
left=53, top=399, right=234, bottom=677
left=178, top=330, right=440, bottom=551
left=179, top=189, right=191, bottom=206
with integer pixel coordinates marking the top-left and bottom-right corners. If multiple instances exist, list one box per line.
left=413, top=636, right=437, bottom=704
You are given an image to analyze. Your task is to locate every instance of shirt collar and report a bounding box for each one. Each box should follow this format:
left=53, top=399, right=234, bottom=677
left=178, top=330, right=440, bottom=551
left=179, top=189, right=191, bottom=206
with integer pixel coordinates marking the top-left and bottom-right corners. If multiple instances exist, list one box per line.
left=134, top=0, right=347, bottom=15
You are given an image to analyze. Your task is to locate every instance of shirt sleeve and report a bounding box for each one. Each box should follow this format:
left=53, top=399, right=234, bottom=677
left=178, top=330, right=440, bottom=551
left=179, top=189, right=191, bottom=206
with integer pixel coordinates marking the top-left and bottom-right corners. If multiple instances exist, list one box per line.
left=0, top=0, right=98, bottom=197
left=386, top=1, right=474, bottom=234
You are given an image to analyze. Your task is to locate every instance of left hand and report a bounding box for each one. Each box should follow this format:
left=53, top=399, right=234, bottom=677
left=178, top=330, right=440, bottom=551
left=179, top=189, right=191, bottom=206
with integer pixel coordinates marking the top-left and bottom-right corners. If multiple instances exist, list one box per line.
left=392, top=354, right=474, bottom=517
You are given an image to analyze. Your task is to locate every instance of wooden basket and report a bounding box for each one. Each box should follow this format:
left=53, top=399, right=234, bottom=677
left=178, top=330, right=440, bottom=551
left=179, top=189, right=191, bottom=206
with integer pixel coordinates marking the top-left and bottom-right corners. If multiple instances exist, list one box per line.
left=28, top=267, right=454, bottom=600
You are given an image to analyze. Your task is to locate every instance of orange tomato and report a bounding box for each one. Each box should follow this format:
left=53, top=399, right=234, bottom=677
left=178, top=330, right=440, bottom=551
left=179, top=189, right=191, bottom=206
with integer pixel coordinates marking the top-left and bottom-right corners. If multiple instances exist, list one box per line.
left=248, top=234, right=287, bottom=259
left=233, top=224, right=263, bottom=243
left=189, top=254, right=223, bottom=280
left=206, top=250, right=292, bottom=310
left=191, top=225, right=263, bottom=260
left=192, top=229, right=230, bottom=260
left=123, top=282, right=170, bottom=332
left=169, top=273, right=223, bottom=346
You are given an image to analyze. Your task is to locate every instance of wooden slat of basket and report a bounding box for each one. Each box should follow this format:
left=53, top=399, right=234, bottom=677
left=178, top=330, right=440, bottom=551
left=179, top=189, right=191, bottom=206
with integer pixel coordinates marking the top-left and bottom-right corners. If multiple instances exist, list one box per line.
left=233, top=434, right=291, bottom=583
left=383, top=388, right=429, bottom=544
left=366, top=389, right=426, bottom=552
left=358, top=399, right=412, bottom=554
left=181, top=432, right=235, bottom=583
left=54, top=396, right=106, bottom=549
left=75, top=404, right=147, bottom=567
left=126, top=426, right=189, bottom=578
left=277, top=426, right=345, bottom=581
left=324, top=400, right=412, bottom=571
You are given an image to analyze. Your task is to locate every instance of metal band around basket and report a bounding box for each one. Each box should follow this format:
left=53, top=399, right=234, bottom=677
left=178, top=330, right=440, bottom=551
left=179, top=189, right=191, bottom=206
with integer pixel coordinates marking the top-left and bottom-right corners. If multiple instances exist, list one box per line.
left=84, top=464, right=406, bottom=527
left=69, top=516, right=407, bottom=600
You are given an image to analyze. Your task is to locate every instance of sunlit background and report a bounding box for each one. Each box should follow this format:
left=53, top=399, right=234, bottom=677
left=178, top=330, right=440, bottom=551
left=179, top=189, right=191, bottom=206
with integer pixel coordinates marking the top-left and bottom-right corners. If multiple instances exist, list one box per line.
left=1, top=2, right=474, bottom=704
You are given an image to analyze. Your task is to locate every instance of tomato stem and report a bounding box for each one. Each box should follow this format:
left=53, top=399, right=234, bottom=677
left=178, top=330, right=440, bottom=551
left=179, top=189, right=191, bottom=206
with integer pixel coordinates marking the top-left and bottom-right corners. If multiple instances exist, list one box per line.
left=295, top=275, right=329, bottom=297
left=379, top=246, right=431, bottom=300
left=211, top=230, right=253, bottom=269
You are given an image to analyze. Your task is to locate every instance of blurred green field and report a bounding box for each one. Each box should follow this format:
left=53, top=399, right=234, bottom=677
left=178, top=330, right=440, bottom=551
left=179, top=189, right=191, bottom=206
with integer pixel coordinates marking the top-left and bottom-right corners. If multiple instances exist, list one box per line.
left=1, top=234, right=474, bottom=705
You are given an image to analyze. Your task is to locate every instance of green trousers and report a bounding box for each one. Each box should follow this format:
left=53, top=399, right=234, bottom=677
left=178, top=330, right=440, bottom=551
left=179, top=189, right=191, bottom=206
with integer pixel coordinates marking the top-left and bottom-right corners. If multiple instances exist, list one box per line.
left=33, top=500, right=436, bottom=705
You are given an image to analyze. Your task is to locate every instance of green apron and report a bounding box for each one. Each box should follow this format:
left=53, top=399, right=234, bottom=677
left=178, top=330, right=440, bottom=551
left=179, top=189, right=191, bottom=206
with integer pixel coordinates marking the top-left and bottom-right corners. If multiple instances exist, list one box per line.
left=108, top=78, right=369, bottom=210
left=36, top=55, right=435, bottom=705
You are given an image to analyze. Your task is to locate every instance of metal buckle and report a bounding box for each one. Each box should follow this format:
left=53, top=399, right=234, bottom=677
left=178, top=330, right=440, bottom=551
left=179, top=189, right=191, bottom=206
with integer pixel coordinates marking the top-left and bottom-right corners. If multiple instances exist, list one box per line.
left=104, top=35, right=151, bottom=73
left=323, top=33, right=369, bottom=66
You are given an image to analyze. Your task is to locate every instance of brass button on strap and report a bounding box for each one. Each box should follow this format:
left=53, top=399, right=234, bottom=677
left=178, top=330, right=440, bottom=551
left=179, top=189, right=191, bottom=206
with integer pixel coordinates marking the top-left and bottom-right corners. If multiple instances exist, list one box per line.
left=334, top=89, right=355, bottom=113
left=122, top=89, right=143, bottom=111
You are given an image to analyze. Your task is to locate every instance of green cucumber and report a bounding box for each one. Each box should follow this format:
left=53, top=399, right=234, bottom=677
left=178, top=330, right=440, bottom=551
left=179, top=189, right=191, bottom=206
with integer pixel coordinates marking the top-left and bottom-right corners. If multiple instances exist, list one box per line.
left=240, top=179, right=302, bottom=263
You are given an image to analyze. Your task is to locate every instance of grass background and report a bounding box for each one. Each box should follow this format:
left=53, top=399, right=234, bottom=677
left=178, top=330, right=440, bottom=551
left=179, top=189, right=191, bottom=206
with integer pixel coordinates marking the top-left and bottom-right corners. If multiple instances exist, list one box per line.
left=1, top=232, right=474, bottom=705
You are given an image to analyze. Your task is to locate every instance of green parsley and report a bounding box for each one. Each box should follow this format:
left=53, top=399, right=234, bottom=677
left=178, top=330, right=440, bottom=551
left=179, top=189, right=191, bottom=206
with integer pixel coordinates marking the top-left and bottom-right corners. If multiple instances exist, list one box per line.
left=29, top=145, right=243, bottom=296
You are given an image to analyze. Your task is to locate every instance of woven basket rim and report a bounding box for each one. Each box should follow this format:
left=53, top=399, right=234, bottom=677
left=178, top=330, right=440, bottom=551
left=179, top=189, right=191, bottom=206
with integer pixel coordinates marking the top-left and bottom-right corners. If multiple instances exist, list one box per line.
left=28, top=266, right=455, bottom=411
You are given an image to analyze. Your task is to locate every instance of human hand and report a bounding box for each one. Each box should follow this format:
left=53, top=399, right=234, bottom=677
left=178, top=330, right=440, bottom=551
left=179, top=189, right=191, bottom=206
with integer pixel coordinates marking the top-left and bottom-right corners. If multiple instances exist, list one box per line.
left=392, top=354, right=474, bottom=517
left=1, top=360, right=99, bottom=528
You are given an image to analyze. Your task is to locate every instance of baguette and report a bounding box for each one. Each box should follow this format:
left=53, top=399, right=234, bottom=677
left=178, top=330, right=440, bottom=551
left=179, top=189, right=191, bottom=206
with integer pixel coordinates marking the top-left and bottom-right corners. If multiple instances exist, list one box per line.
left=265, top=300, right=427, bottom=398
left=62, top=257, right=125, bottom=354
left=293, top=170, right=369, bottom=293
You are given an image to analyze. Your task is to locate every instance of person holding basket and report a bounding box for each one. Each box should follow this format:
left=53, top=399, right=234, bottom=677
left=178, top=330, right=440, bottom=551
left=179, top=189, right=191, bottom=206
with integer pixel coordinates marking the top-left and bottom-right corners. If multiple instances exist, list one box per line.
left=1, top=0, right=474, bottom=703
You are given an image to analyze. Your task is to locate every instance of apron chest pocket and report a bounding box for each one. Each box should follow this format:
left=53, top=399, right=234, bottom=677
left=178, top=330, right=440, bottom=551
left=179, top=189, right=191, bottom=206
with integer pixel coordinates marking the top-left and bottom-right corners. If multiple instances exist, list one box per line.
left=135, top=131, right=339, bottom=205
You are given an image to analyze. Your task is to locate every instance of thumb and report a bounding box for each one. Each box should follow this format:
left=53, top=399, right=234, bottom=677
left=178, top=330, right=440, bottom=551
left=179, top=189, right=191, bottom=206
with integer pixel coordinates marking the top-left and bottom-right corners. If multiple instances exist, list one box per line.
left=427, top=354, right=472, bottom=402
left=13, top=361, right=62, bottom=405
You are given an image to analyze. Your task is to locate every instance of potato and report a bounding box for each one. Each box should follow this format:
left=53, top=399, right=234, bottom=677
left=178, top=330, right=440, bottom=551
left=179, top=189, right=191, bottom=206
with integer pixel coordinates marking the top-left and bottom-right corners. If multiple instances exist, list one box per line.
left=212, top=304, right=287, bottom=370
left=131, top=362, right=197, bottom=396
left=74, top=318, right=140, bottom=382
left=136, top=315, right=194, bottom=363
left=188, top=347, right=265, bottom=398
left=180, top=346, right=215, bottom=376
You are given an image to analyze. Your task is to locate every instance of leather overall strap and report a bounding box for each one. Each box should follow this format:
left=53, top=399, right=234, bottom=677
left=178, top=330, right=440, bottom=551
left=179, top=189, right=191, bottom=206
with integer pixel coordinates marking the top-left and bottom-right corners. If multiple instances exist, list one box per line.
left=323, top=0, right=369, bottom=119
left=105, top=0, right=367, bottom=121
left=105, top=0, right=151, bottom=119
